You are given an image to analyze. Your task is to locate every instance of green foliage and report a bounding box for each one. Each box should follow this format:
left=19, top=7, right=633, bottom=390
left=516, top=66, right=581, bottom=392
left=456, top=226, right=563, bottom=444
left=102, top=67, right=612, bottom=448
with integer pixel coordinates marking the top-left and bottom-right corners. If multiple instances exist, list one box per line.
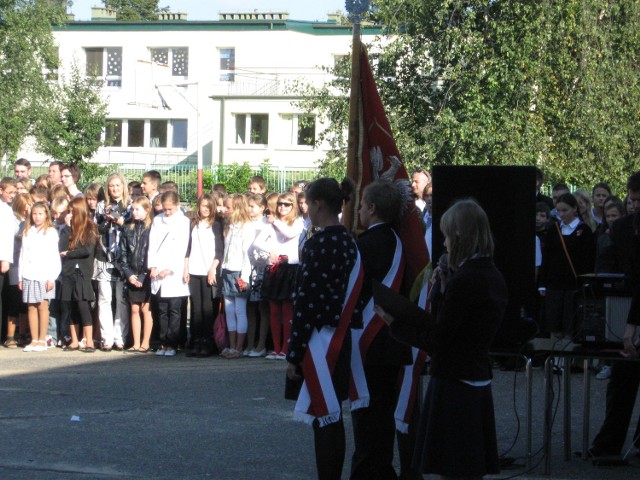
left=35, top=66, right=109, bottom=166
left=298, top=1, right=640, bottom=193
left=186, top=161, right=276, bottom=204
left=0, top=0, right=67, bottom=160
left=102, top=0, right=168, bottom=20
left=370, top=0, right=640, bottom=192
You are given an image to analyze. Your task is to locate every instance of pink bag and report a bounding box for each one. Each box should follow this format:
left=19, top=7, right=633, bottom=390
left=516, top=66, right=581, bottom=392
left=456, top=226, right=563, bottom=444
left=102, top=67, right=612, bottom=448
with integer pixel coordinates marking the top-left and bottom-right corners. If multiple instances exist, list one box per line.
left=214, top=309, right=229, bottom=351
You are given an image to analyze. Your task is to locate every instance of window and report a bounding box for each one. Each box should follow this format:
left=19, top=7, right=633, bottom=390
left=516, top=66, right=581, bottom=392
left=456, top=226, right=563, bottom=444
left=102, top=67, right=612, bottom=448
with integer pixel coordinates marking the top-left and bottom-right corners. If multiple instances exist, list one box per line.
left=235, top=114, right=269, bottom=145
left=150, top=120, right=167, bottom=147
left=105, top=119, right=188, bottom=149
left=128, top=120, right=145, bottom=147
left=105, top=120, right=122, bottom=147
left=44, top=47, right=59, bottom=81
left=282, top=114, right=317, bottom=146
left=296, top=115, right=316, bottom=146
left=172, top=120, right=188, bottom=149
left=150, top=47, right=189, bottom=77
left=85, top=47, right=122, bottom=87
left=219, top=48, right=235, bottom=82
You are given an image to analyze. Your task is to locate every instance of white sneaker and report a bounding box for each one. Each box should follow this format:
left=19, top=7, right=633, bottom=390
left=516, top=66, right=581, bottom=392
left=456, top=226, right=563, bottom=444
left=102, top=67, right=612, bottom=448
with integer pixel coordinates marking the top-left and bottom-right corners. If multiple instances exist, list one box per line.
left=596, top=366, right=611, bottom=380
left=33, top=343, right=47, bottom=352
left=265, top=351, right=278, bottom=360
left=243, top=350, right=252, bottom=357
left=155, top=347, right=166, bottom=356
left=23, top=343, right=37, bottom=352
left=249, top=349, right=266, bottom=358
left=164, top=348, right=176, bottom=357
left=276, top=352, right=287, bottom=360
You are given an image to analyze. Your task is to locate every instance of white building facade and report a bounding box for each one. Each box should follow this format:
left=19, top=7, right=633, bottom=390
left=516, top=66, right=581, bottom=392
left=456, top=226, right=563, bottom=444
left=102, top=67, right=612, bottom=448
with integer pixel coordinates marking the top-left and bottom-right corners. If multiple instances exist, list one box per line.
left=20, top=9, right=383, bottom=171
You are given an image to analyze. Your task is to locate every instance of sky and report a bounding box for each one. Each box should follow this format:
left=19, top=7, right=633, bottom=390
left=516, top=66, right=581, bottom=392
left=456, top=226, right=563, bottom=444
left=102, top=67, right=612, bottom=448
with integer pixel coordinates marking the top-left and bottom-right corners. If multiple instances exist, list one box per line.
left=69, top=1, right=348, bottom=22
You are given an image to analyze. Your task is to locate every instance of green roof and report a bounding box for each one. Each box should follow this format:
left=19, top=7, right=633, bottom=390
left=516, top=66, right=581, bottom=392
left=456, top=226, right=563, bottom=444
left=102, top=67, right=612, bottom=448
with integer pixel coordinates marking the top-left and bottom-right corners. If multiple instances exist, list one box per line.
left=54, top=19, right=384, bottom=36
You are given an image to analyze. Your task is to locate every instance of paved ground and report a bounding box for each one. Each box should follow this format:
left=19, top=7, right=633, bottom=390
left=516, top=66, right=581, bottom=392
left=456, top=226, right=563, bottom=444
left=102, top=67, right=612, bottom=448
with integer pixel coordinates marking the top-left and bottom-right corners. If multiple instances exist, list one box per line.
left=0, top=348, right=638, bottom=479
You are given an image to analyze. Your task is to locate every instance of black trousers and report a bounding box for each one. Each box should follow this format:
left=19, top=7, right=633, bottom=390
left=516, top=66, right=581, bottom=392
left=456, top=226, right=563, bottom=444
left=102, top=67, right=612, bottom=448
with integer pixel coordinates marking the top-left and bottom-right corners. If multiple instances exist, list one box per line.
left=189, top=275, right=214, bottom=343
left=592, top=360, right=640, bottom=454
left=158, top=297, right=183, bottom=348
left=350, top=364, right=401, bottom=480
left=314, top=417, right=345, bottom=480
left=65, top=300, right=93, bottom=327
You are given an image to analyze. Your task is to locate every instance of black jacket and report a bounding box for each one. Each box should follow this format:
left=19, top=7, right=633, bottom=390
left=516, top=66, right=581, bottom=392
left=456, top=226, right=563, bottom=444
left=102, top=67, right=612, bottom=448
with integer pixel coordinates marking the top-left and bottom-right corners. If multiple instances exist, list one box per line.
left=598, top=214, right=640, bottom=326
left=59, top=226, right=97, bottom=280
left=390, top=257, right=508, bottom=381
left=58, top=226, right=97, bottom=301
left=356, top=223, right=412, bottom=366
left=95, top=200, right=130, bottom=266
left=117, top=220, right=150, bottom=279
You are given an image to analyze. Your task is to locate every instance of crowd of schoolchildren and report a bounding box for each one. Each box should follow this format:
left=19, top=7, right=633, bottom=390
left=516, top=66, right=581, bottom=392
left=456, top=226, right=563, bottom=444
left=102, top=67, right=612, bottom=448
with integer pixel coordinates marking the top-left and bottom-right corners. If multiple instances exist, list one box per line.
left=0, top=157, right=313, bottom=360
left=532, top=169, right=634, bottom=377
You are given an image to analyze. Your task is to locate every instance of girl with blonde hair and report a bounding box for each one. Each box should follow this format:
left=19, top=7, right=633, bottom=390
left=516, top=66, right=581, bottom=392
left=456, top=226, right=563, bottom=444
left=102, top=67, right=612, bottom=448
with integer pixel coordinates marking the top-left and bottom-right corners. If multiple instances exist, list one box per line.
left=118, top=196, right=154, bottom=352
left=253, top=191, right=304, bottom=359
left=220, top=194, right=254, bottom=358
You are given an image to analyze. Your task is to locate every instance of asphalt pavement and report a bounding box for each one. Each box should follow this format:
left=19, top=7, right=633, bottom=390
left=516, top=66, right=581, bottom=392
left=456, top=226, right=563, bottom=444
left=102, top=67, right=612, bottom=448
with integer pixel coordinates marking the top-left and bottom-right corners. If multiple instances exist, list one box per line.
left=0, top=348, right=639, bottom=479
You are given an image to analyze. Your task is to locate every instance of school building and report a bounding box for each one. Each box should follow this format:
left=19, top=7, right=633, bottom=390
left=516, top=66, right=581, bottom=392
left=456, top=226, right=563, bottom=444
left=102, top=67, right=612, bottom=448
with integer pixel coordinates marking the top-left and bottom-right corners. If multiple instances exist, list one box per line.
left=18, top=8, right=383, bottom=172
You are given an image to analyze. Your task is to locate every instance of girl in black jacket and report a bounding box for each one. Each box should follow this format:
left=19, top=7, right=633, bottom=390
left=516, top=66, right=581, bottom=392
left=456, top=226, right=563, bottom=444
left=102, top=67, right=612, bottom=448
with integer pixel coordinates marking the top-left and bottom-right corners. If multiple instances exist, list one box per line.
left=539, top=193, right=595, bottom=337
left=117, top=196, right=153, bottom=353
left=59, top=198, right=98, bottom=352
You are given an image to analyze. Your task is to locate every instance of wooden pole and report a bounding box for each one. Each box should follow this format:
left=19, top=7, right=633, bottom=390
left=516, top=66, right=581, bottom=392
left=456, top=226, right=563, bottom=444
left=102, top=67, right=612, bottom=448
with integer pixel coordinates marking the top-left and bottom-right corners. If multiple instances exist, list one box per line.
left=343, top=19, right=362, bottom=233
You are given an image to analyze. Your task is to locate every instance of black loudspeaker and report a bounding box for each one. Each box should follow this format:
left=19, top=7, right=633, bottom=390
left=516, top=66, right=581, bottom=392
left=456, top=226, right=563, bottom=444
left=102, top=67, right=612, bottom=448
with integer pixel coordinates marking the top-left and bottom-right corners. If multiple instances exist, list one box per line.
left=432, top=166, right=537, bottom=346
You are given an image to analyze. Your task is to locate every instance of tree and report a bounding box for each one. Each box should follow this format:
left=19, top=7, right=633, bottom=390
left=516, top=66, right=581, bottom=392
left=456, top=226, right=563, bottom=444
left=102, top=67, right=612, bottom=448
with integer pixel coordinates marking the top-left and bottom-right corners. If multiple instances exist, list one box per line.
left=0, top=0, right=67, bottom=162
left=103, top=0, right=168, bottom=21
left=370, top=0, right=640, bottom=191
left=296, top=1, right=640, bottom=192
left=34, top=66, right=109, bottom=167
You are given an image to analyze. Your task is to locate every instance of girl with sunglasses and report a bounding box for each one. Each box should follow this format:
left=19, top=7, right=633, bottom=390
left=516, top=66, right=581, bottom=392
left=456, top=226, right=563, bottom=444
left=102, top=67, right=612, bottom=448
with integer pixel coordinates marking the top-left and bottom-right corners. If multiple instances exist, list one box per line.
left=253, top=191, right=304, bottom=360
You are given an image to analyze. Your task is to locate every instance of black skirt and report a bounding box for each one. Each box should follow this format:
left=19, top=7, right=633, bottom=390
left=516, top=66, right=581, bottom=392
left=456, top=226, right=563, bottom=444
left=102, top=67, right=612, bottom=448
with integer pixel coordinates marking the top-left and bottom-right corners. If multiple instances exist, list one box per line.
left=126, top=275, right=151, bottom=303
left=260, top=263, right=298, bottom=301
left=413, top=376, right=499, bottom=477
left=60, top=271, right=95, bottom=302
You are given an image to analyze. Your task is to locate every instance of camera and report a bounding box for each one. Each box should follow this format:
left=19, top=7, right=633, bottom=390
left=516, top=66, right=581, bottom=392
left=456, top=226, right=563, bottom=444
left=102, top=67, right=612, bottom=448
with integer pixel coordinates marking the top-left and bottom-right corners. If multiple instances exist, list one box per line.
left=107, top=204, right=123, bottom=220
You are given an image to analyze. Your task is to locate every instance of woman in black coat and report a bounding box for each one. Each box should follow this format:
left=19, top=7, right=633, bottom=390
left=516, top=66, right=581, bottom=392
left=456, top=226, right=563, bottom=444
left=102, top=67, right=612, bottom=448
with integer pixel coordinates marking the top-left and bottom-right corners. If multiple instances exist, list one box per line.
left=117, top=196, right=153, bottom=353
left=59, top=198, right=98, bottom=352
left=375, top=199, right=508, bottom=479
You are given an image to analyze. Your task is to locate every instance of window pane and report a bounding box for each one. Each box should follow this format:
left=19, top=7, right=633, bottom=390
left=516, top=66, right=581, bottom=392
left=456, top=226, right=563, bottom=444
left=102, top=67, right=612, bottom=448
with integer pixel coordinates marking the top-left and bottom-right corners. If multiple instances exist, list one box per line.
left=172, top=120, right=188, bottom=149
left=151, top=48, right=169, bottom=65
left=250, top=114, right=268, bottom=145
left=85, top=48, right=104, bottom=76
left=150, top=120, right=167, bottom=148
left=172, top=48, right=188, bottom=76
left=235, top=114, right=246, bottom=144
left=105, top=119, right=122, bottom=147
left=128, top=120, right=145, bottom=147
left=220, top=48, right=235, bottom=81
left=106, top=47, right=122, bottom=76
left=297, top=115, right=316, bottom=146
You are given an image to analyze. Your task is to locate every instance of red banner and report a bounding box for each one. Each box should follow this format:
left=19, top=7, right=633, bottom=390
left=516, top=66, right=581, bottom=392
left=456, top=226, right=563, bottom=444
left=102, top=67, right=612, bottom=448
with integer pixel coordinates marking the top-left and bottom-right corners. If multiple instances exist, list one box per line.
left=351, top=44, right=431, bottom=296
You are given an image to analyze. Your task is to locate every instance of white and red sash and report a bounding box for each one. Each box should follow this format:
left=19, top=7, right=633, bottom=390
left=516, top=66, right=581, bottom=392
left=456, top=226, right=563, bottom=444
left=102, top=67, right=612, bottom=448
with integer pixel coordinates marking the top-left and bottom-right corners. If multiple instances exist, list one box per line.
left=349, top=233, right=404, bottom=409
left=294, top=253, right=363, bottom=427
left=395, top=270, right=430, bottom=433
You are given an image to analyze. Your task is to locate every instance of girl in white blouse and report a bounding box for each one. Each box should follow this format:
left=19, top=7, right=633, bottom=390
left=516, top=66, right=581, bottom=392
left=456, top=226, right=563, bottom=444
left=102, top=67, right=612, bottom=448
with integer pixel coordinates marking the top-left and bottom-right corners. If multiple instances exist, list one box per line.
left=19, top=202, right=61, bottom=352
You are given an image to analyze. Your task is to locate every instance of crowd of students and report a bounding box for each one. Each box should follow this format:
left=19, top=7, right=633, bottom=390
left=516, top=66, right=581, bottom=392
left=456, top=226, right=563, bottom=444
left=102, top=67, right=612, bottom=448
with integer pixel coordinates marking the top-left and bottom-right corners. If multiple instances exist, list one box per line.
left=0, top=158, right=313, bottom=361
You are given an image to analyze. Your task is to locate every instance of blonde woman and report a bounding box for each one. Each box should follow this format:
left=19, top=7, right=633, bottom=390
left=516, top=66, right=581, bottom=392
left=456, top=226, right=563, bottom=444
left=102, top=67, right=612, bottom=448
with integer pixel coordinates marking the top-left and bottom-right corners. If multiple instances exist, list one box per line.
left=220, top=194, right=255, bottom=358
left=95, top=172, right=130, bottom=351
left=574, top=189, right=598, bottom=233
left=253, top=191, right=304, bottom=359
